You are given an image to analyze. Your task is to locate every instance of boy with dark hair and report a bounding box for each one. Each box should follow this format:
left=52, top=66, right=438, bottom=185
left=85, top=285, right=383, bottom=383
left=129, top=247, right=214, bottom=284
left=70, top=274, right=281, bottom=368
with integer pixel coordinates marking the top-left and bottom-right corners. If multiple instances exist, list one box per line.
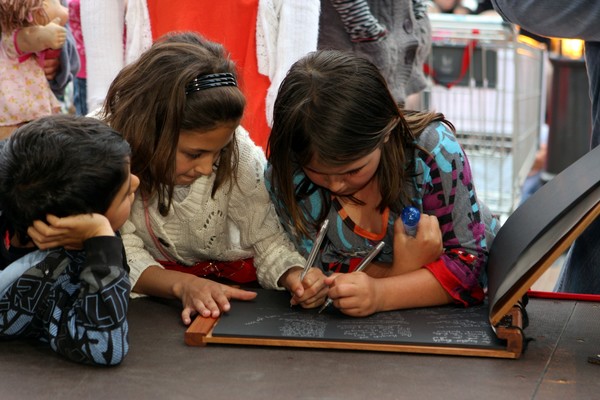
left=0, top=115, right=139, bottom=365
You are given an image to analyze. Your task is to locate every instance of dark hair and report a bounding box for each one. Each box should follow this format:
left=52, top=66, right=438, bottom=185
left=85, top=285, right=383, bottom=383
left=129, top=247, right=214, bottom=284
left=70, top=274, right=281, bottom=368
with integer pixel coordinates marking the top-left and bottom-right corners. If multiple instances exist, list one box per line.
left=103, top=31, right=246, bottom=215
left=0, top=115, right=131, bottom=243
left=267, top=50, right=450, bottom=237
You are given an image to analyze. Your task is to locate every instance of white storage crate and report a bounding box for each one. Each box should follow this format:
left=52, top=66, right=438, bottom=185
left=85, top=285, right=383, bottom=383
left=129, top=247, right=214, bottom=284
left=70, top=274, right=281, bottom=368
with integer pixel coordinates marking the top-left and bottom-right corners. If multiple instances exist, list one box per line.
left=421, top=14, right=547, bottom=219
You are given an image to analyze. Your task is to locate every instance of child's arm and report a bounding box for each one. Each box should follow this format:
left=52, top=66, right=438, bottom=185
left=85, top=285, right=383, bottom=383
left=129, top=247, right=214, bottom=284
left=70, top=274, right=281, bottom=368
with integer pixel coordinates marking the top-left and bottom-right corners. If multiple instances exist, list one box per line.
left=323, top=268, right=453, bottom=316
left=16, top=18, right=67, bottom=53
left=51, top=235, right=131, bottom=365
left=263, top=162, right=330, bottom=307
left=365, top=213, right=444, bottom=279
left=120, top=220, right=257, bottom=325
left=228, top=130, right=311, bottom=290
left=321, top=216, right=448, bottom=316
left=0, top=235, right=130, bottom=365
left=403, top=122, right=497, bottom=307
left=133, top=266, right=258, bottom=324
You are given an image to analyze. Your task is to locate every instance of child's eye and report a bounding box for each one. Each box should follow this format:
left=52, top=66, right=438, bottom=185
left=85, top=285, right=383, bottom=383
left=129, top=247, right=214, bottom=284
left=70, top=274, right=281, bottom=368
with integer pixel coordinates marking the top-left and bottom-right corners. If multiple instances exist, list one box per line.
left=346, top=168, right=361, bottom=176
left=187, top=152, right=203, bottom=160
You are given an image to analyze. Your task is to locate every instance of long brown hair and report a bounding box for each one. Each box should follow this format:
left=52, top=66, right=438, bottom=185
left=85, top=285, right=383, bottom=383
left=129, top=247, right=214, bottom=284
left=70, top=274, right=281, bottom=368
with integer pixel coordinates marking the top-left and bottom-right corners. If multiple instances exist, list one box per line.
left=102, top=32, right=246, bottom=215
left=267, top=50, right=450, bottom=237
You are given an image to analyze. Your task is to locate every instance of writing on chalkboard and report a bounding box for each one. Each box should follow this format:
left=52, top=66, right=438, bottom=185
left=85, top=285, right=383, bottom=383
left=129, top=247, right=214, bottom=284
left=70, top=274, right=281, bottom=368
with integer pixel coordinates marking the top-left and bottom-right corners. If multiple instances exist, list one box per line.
left=212, top=290, right=506, bottom=350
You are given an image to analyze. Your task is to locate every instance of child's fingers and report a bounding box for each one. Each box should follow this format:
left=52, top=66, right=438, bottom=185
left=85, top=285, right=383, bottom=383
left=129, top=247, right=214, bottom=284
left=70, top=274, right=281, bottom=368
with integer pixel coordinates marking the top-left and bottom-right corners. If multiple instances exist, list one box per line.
left=46, top=214, right=87, bottom=228
left=46, top=214, right=60, bottom=224
left=295, top=269, right=328, bottom=307
left=42, top=57, right=59, bottom=79
left=324, top=273, right=362, bottom=301
left=226, top=287, right=258, bottom=301
left=323, top=272, right=341, bottom=286
left=27, top=224, right=67, bottom=248
left=29, top=218, right=55, bottom=234
left=45, top=214, right=76, bottom=230
left=211, top=290, right=232, bottom=314
left=181, top=307, right=196, bottom=326
left=202, top=297, right=221, bottom=318
left=191, top=298, right=217, bottom=319
left=212, top=286, right=256, bottom=313
left=303, top=267, right=324, bottom=285
left=289, top=279, right=304, bottom=301
left=296, top=285, right=329, bottom=308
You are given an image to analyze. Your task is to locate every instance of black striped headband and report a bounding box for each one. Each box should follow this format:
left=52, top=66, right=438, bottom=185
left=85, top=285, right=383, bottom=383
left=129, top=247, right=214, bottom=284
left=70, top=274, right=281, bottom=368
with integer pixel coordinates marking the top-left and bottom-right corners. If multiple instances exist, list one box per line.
left=185, top=72, right=237, bottom=95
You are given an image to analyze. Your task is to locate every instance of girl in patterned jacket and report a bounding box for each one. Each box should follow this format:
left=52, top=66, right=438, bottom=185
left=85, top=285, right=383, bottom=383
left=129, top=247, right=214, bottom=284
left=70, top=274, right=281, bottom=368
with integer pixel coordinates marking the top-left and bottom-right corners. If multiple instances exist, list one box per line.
left=266, top=50, right=500, bottom=316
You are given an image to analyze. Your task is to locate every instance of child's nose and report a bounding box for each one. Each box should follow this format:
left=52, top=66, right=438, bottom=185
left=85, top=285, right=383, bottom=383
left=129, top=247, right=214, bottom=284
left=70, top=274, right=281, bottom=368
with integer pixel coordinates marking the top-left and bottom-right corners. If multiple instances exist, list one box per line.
left=326, top=176, right=345, bottom=193
left=194, top=159, right=215, bottom=176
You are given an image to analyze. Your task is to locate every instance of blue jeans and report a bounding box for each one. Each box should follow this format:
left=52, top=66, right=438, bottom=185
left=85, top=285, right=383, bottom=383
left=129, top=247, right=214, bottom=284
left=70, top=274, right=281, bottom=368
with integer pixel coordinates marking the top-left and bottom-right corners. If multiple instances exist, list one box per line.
left=519, top=172, right=544, bottom=205
left=555, top=42, right=600, bottom=293
left=73, top=77, right=88, bottom=116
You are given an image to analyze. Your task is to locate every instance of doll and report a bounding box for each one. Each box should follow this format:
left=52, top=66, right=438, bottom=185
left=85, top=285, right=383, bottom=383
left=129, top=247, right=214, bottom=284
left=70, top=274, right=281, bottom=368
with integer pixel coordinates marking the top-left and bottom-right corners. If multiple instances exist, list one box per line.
left=0, top=0, right=68, bottom=139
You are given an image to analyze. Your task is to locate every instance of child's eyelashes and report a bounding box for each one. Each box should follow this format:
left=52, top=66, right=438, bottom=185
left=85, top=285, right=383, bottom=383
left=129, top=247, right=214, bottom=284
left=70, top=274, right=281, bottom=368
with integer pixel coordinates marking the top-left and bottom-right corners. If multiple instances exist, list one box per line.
left=306, top=167, right=363, bottom=176
left=186, top=147, right=227, bottom=160
left=186, top=152, right=204, bottom=160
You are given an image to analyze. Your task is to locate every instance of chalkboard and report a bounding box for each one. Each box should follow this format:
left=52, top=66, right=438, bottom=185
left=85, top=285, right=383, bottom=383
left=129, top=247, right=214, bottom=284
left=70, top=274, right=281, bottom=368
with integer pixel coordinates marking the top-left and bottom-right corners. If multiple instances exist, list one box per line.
left=487, top=145, right=600, bottom=325
left=186, top=144, right=600, bottom=358
left=210, top=289, right=506, bottom=351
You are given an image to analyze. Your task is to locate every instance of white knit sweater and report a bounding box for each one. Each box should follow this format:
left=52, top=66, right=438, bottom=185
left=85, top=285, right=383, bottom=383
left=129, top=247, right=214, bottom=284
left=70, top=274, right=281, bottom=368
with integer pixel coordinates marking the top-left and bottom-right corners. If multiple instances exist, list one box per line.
left=121, top=127, right=305, bottom=293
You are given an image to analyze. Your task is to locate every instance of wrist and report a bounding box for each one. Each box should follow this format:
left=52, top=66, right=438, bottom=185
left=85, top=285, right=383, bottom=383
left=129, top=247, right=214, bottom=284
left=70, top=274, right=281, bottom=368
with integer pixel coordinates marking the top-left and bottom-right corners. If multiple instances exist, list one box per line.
left=83, top=213, right=114, bottom=238
left=90, top=220, right=116, bottom=238
left=278, top=266, right=302, bottom=290
left=172, top=281, right=183, bottom=299
left=372, top=278, right=388, bottom=313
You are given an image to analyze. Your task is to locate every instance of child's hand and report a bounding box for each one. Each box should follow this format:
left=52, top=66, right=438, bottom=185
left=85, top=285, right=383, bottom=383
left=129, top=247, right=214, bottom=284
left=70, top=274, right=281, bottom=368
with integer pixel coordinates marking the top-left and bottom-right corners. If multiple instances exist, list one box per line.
left=27, top=213, right=114, bottom=250
left=280, top=267, right=328, bottom=308
left=323, top=272, right=382, bottom=317
left=16, top=20, right=66, bottom=53
left=41, top=18, right=67, bottom=49
left=43, top=56, right=60, bottom=80
left=391, top=214, right=443, bottom=274
left=173, top=277, right=257, bottom=324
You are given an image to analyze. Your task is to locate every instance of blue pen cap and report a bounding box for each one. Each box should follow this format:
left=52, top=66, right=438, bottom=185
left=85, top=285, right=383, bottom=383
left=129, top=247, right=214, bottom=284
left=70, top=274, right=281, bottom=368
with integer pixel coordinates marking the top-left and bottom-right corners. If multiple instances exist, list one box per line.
left=401, top=206, right=420, bottom=236
left=401, top=206, right=420, bottom=226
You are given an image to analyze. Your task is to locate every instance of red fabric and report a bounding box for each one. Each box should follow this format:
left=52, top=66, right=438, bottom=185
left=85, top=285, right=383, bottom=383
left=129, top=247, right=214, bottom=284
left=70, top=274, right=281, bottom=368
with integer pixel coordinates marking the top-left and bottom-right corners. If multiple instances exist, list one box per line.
left=423, top=259, right=485, bottom=306
left=146, top=0, right=271, bottom=150
left=158, top=258, right=257, bottom=284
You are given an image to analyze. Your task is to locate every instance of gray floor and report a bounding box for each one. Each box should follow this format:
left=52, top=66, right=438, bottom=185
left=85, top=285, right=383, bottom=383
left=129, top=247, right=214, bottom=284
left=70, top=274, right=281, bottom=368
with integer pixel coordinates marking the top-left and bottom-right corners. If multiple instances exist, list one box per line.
left=1, top=295, right=599, bottom=400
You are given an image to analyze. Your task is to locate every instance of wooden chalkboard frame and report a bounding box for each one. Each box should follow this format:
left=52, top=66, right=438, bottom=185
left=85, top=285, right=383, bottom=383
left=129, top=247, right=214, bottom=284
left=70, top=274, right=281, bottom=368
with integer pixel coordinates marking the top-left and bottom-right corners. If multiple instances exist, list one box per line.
left=185, top=291, right=525, bottom=359
left=186, top=146, right=600, bottom=359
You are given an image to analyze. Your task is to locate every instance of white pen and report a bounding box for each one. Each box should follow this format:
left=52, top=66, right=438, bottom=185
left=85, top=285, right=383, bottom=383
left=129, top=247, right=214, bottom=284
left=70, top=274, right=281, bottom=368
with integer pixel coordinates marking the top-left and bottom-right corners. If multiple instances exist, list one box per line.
left=318, top=241, right=385, bottom=314
left=299, top=219, right=329, bottom=281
